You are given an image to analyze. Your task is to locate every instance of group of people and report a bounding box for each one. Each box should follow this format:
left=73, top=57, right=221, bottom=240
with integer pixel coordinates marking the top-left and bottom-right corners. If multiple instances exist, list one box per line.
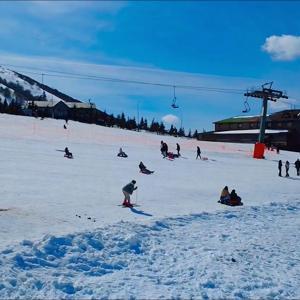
left=219, top=186, right=243, bottom=206
left=278, top=159, right=300, bottom=177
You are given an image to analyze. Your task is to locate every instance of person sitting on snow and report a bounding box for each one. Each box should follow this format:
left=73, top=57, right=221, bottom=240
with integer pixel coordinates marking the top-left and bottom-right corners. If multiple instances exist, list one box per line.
left=122, top=180, right=137, bottom=207
left=64, top=147, right=73, bottom=159
left=229, top=189, right=243, bottom=206
left=219, top=186, right=230, bottom=205
left=139, top=161, right=154, bottom=174
left=117, top=147, right=128, bottom=158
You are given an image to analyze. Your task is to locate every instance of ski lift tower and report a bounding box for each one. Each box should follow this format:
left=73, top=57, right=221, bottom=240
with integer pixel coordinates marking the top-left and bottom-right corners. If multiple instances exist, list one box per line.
left=244, top=82, right=288, bottom=159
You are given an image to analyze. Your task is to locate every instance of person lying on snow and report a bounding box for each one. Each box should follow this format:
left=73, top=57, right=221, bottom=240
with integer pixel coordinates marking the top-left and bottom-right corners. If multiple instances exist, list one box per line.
left=117, top=147, right=128, bottom=158
left=218, top=186, right=243, bottom=206
left=167, top=152, right=179, bottom=159
left=64, top=147, right=73, bottom=159
left=122, top=180, right=137, bottom=207
left=139, top=161, right=154, bottom=174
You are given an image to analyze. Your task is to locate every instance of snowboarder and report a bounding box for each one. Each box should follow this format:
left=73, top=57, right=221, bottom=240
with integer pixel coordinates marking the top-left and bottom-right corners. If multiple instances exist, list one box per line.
left=139, top=161, right=154, bottom=174
left=64, top=147, right=73, bottom=159
left=229, top=189, right=243, bottom=206
left=278, top=160, right=282, bottom=177
left=285, top=161, right=290, bottom=177
left=219, top=186, right=230, bottom=205
left=122, top=180, right=137, bottom=207
left=117, top=147, right=128, bottom=158
left=176, top=143, right=180, bottom=157
left=196, top=146, right=201, bottom=159
left=295, top=159, right=300, bottom=176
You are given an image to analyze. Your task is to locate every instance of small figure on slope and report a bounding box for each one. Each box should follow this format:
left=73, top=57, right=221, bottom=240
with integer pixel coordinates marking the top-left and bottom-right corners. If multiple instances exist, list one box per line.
left=219, top=186, right=230, bottom=205
left=64, top=147, right=73, bottom=159
left=196, top=146, right=201, bottom=159
left=139, top=161, right=154, bottom=174
left=294, top=159, right=300, bottom=176
left=117, top=147, right=128, bottom=158
left=218, top=186, right=243, bottom=206
left=122, top=180, right=137, bottom=207
left=229, top=189, right=243, bottom=206
left=63, top=124, right=67, bottom=129
left=160, top=141, right=168, bottom=158
left=278, top=160, right=282, bottom=177
left=285, top=160, right=290, bottom=177
left=176, top=143, right=181, bottom=157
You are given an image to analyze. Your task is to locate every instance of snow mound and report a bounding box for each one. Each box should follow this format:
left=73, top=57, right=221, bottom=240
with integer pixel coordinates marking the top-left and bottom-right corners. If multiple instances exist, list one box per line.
left=1, top=201, right=300, bottom=299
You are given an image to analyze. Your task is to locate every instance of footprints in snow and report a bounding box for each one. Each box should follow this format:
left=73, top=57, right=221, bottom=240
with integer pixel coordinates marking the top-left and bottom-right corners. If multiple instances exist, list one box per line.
left=75, top=214, right=96, bottom=222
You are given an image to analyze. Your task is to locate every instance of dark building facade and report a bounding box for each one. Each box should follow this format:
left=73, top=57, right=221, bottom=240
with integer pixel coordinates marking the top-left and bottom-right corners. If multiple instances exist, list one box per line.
left=199, top=109, right=300, bottom=152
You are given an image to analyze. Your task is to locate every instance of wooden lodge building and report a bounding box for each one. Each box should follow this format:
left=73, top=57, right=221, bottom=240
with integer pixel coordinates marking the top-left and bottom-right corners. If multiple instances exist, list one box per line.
left=198, top=109, right=300, bottom=151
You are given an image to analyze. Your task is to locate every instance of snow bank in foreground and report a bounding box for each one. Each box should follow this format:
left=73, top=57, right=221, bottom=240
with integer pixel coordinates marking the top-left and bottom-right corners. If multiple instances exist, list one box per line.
left=1, top=201, right=299, bottom=299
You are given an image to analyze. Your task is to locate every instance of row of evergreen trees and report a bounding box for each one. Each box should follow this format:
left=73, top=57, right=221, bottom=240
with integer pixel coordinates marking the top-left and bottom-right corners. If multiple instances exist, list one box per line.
left=102, top=112, right=199, bottom=138
left=0, top=96, right=199, bottom=139
left=0, top=99, right=23, bottom=115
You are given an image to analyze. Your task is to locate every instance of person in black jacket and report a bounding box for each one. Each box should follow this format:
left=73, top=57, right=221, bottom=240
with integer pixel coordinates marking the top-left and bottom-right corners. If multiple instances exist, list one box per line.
left=176, top=143, right=180, bottom=157
left=196, top=146, right=201, bottom=159
left=295, top=159, right=300, bottom=176
left=278, top=160, right=282, bottom=177
left=285, top=161, right=290, bottom=177
left=122, top=180, right=137, bottom=207
left=64, top=147, right=73, bottom=159
left=139, top=162, right=154, bottom=174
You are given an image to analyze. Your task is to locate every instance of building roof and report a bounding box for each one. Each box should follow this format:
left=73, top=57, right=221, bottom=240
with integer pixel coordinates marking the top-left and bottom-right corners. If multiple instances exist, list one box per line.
left=25, top=100, right=96, bottom=109
left=214, top=115, right=261, bottom=124
left=213, top=129, right=288, bottom=135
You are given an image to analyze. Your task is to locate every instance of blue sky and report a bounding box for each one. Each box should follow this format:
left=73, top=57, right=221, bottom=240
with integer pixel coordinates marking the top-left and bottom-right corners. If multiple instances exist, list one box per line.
left=0, top=1, right=300, bottom=131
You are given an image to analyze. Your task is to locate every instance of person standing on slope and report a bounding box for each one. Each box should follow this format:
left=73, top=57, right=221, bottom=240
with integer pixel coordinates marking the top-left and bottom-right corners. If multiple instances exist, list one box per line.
left=285, top=161, right=290, bottom=177
left=196, top=146, right=201, bottom=159
left=278, top=160, right=282, bottom=177
left=295, top=159, right=300, bottom=176
left=176, top=143, right=180, bottom=157
left=122, top=180, right=137, bottom=207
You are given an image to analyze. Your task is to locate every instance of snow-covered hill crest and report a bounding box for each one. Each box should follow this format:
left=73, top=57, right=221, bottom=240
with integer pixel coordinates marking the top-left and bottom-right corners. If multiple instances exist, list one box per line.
left=0, top=66, right=81, bottom=104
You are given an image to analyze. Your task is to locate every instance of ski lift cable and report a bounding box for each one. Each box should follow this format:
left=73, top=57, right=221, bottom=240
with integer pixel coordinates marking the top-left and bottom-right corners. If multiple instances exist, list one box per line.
left=0, top=62, right=246, bottom=95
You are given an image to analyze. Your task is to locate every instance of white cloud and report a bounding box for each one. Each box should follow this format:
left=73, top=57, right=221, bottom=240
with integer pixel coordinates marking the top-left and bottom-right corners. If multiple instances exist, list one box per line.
left=262, top=35, right=300, bottom=61
left=162, top=114, right=179, bottom=125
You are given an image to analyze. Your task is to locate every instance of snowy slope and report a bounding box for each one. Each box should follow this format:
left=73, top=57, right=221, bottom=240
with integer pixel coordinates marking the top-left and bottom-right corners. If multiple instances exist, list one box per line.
left=0, top=114, right=299, bottom=299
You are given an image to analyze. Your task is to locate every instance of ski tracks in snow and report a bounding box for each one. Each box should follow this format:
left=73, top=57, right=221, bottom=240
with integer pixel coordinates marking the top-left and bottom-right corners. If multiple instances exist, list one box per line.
left=0, top=201, right=300, bottom=299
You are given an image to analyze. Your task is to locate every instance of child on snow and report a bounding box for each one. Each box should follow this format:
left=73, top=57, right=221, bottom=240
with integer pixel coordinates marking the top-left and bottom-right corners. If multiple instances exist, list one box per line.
left=139, top=162, right=154, bottom=174
left=122, top=180, right=137, bottom=207
left=64, top=147, right=73, bottom=159
left=117, top=147, right=128, bottom=158
left=219, top=186, right=230, bottom=205
left=219, top=186, right=243, bottom=206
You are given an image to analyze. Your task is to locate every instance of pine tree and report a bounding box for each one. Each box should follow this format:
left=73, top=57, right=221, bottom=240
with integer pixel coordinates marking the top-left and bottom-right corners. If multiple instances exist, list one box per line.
left=193, top=129, right=199, bottom=139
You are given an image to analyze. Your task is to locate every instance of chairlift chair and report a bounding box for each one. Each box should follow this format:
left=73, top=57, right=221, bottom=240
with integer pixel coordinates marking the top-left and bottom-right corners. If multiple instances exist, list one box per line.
left=171, top=86, right=179, bottom=109
left=242, top=92, right=250, bottom=113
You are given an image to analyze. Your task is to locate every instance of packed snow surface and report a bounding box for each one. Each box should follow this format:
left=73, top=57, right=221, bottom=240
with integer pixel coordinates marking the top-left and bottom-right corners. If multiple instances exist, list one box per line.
left=0, top=114, right=299, bottom=299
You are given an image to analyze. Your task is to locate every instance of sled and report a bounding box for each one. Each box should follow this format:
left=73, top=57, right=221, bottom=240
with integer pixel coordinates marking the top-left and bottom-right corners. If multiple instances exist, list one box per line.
left=218, top=200, right=243, bottom=207
left=64, top=154, right=74, bottom=159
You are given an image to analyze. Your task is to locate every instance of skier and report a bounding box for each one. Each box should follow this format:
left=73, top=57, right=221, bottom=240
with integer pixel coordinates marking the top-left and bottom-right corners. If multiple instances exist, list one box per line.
left=285, top=161, right=290, bottom=177
left=278, top=160, right=282, bottom=177
left=64, top=147, right=73, bottom=159
left=196, top=146, right=201, bottom=159
left=219, top=186, right=230, bottom=205
left=139, top=162, right=154, bottom=174
left=122, top=180, right=137, bottom=207
left=63, top=124, right=67, bottom=129
left=295, top=159, right=300, bottom=176
left=117, top=147, right=128, bottom=158
left=176, top=143, right=180, bottom=157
